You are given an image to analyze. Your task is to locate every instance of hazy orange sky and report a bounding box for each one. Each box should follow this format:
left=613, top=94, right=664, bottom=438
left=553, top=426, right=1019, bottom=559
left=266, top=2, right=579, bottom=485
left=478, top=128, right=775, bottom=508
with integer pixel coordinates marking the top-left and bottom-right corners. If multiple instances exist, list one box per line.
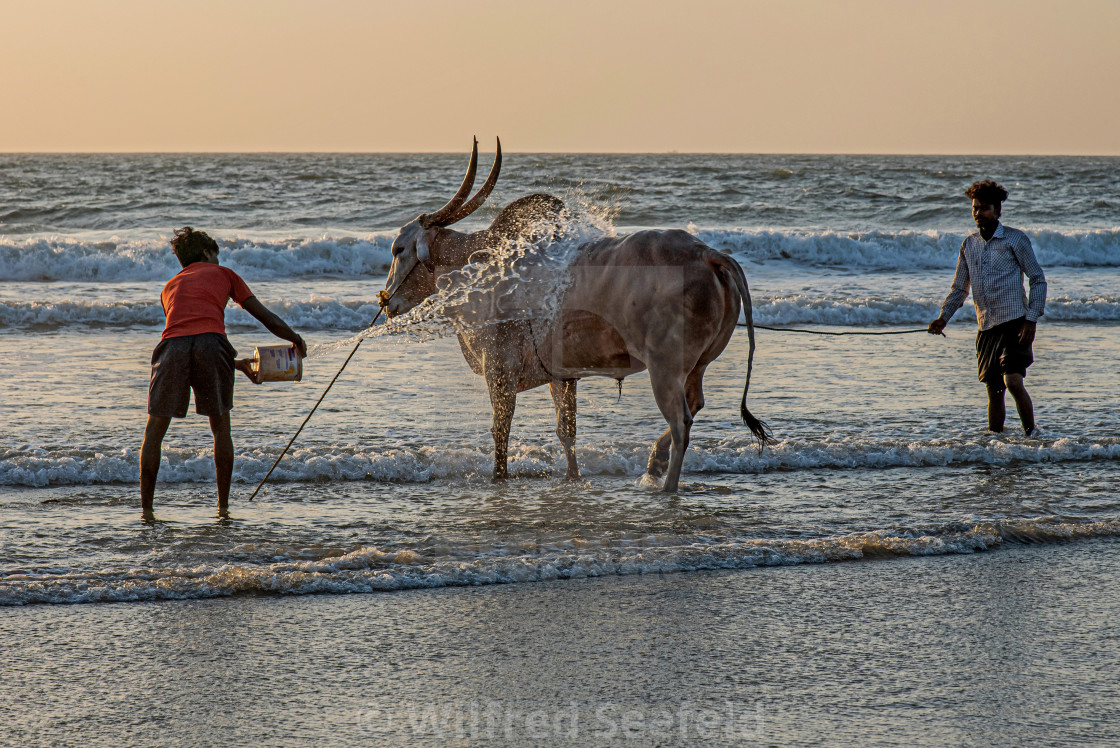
left=4, top=0, right=1118, bottom=153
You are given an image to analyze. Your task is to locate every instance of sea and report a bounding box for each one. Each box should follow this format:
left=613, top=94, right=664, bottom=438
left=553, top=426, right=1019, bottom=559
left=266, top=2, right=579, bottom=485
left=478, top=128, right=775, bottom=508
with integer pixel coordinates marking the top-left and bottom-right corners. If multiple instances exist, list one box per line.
left=2, top=153, right=1119, bottom=746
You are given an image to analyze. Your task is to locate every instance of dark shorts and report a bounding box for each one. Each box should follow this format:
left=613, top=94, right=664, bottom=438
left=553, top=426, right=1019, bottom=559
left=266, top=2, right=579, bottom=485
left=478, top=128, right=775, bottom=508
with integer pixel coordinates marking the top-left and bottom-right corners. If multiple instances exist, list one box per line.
left=976, top=317, right=1033, bottom=387
left=148, top=333, right=237, bottom=418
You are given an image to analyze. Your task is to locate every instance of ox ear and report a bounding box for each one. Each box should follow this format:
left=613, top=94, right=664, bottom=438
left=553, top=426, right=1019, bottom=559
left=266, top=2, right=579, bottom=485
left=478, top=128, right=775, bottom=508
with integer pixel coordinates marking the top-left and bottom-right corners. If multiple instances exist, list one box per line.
left=416, top=233, right=435, bottom=272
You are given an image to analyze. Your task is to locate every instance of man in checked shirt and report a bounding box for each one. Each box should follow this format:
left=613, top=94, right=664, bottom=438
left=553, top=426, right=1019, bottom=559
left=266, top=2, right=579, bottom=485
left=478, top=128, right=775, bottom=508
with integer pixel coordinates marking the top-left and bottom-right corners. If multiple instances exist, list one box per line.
left=928, top=180, right=1047, bottom=436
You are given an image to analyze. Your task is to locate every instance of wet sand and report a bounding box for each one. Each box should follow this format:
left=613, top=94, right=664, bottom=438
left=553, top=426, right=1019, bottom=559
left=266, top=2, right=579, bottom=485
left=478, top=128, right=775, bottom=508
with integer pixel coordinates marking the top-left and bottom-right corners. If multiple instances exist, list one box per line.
left=3, top=537, right=1117, bottom=747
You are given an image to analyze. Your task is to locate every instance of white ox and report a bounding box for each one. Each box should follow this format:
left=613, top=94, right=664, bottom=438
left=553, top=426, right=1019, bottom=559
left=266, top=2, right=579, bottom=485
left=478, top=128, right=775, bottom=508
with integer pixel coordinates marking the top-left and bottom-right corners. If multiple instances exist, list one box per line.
left=379, top=138, right=769, bottom=491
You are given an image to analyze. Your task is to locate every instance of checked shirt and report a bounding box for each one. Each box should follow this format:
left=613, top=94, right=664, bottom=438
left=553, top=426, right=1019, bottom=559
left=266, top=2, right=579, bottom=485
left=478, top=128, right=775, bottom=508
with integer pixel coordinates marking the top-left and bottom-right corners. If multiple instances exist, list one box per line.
left=938, top=222, right=1047, bottom=331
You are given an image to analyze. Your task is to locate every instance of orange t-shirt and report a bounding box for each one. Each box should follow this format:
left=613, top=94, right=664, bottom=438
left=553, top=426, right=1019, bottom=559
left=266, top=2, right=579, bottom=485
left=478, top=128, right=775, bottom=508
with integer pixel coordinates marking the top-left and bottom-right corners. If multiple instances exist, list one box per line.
left=160, top=262, right=254, bottom=340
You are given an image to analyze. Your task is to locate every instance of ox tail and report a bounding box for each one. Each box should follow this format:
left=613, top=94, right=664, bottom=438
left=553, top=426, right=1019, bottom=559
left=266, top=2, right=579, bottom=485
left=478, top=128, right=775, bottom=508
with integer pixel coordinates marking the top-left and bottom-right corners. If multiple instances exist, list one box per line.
left=724, top=256, right=772, bottom=453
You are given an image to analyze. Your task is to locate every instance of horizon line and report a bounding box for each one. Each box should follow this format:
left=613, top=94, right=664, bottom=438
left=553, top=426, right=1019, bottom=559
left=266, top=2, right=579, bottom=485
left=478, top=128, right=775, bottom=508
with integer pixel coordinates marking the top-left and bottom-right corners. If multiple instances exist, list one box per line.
left=2, top=149, right=1119, bottom=158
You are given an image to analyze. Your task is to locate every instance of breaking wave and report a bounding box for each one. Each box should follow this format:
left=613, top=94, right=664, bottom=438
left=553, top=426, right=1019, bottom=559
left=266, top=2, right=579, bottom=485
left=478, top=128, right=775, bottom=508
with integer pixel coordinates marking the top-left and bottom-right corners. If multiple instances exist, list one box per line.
left=3, top=226, right=1117, bottom=283
left=691, top=227, right=1120, bottom=270
left=5, top=434, right=1120, bottom=488
left=3, top=515, right=1117, bottom=605
left=0, top=233, right=395, bottom=282
left=6, top=294, right=1120, bottom=331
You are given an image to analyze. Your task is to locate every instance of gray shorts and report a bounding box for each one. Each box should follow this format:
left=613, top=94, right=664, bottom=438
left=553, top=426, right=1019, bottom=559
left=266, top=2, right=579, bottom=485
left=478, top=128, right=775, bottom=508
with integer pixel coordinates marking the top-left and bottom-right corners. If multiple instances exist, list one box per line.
left=148, top=333, right=238, bottom=418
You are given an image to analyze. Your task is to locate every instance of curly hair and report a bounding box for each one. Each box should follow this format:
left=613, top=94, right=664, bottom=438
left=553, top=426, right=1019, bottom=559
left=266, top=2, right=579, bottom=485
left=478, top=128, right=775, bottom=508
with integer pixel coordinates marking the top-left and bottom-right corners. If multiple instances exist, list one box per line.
left=170, top=226, right=219, bottom=267
left=964, top=180, right=1009, bottom=205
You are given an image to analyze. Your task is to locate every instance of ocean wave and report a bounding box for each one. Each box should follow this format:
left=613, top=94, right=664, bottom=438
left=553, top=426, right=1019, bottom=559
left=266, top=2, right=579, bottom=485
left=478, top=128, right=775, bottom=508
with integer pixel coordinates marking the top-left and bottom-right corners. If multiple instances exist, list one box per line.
left=6, top=292, right=1120, bottom=331
left=691, top=227, right=1120, bottom=270
left=4, top=226, right=1117, bottom=283
left=0, top=233, right=395, bottom=282
left=0, top=297, right=384, bottom=330
left=2, top=515, right=1116, bottom=605
left=5, top=435, right=1120, bottom=488
left=752, top=294, right=1120, bottom=326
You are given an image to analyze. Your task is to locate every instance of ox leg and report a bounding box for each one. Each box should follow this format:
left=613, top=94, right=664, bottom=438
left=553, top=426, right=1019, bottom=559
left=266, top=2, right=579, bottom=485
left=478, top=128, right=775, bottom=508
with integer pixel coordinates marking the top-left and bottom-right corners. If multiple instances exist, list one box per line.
left=647, top=367, right=706, bottom=483
left=487, top=374, right=517, bottom=483
left=550, top=379, right=580, bottom=481
left=648, top=370, right=696, bottom=493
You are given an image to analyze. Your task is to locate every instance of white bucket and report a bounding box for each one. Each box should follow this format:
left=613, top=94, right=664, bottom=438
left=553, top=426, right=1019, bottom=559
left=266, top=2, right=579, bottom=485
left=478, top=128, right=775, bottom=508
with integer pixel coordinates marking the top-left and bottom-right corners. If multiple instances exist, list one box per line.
left=252, top=345, right=303, bottom=382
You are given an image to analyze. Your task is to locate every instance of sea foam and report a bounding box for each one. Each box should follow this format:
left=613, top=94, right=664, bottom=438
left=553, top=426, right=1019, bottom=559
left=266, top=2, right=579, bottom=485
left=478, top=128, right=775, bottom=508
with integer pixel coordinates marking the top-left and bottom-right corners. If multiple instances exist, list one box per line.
left=3, top=515, right=1117, bottom=606
left=4, top=227, right=1117, bottom=283
left=4, top=435, right=1119, bottom=488
left=7, top=293, right=1120, bottom=331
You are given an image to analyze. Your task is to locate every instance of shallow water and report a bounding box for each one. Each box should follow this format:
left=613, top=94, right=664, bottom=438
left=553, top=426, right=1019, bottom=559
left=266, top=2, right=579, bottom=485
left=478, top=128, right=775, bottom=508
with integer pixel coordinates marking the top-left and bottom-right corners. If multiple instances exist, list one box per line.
left=3, top=540, right=1119, bottom=746
left=3, top=320, right=1119, bottom=605
left=2, top=153, right=1118, bottom=742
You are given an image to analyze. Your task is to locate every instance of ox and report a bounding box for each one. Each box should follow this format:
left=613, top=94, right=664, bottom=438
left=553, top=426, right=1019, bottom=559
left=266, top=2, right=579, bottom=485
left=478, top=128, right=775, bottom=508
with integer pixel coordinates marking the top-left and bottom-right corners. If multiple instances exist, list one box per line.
left=378, top=138, right=769, bottom=491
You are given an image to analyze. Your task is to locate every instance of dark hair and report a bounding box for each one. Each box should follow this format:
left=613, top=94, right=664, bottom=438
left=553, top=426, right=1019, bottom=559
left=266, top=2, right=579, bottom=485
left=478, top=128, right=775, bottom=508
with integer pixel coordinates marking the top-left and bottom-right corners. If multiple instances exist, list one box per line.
left=170, top=226, right=219, bottom=267
left=964, top=180, right=1009, bottom=205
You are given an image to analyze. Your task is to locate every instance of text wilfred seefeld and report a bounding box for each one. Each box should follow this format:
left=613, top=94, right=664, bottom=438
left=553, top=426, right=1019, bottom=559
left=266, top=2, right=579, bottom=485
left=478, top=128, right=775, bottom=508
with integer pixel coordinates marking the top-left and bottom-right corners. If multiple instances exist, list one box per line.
left=356, top=699, right=764, bottom=740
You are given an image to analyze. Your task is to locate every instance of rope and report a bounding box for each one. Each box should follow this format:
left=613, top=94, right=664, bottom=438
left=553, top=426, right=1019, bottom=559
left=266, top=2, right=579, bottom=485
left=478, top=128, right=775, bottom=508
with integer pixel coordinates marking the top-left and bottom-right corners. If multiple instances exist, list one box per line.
left=247, top=308, right=382, bottom=501
left=741, top=323, right=937, bottom=336
left=247, top=262, right=423, bottom=501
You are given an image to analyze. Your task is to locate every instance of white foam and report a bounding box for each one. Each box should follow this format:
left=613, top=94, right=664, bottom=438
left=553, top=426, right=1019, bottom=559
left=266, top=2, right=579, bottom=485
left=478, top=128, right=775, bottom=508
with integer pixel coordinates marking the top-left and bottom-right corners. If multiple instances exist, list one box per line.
left=690, top=227, right=1120, bottom=270
left=4, top=226, right=1115, bottom=283
left=5, top=436, right=1120, bottom=488
left=3, top=515, right=1116, bottom=605
left=0, top=233, right=395, bottom=282
left=6, top=291, right=1120, bottom=332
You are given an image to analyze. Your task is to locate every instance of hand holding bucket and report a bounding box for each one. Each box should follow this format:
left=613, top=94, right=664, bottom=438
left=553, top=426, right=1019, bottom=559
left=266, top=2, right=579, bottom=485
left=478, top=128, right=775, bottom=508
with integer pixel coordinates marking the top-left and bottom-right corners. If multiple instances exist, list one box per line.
left=236, top=344, right=303, bottom=384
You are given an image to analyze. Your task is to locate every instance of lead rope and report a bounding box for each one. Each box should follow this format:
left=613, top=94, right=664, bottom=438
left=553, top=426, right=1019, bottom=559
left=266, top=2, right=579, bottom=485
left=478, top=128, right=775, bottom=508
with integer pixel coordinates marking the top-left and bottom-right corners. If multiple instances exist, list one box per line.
left=742, top=323, right=941, bottom=336
left=247, top=262, right=419, bottom=501
left=246, top=309, right=382, bottom=501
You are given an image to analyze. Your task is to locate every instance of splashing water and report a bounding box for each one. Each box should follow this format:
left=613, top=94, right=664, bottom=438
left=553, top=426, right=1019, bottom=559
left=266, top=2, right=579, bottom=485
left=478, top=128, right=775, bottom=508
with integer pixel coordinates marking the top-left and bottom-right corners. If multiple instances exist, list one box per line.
left=306, top=190, right=617, bottom=358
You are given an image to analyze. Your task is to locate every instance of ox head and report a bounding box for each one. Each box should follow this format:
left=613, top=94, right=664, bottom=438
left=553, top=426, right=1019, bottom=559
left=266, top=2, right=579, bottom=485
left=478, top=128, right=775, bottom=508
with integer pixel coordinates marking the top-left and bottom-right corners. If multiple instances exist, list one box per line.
left=379, top=137, right=502, bottom=318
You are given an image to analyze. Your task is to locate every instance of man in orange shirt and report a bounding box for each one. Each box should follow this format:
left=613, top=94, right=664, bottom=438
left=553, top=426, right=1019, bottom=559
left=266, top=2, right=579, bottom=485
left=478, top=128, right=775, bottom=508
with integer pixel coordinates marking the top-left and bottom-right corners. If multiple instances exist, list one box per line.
left=141, top=227, right=307, bottom=520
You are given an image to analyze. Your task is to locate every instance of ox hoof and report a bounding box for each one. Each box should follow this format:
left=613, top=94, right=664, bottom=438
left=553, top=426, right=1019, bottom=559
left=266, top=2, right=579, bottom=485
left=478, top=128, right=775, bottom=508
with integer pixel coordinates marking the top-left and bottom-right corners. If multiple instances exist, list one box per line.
left=646, top=462, right=666, bottom=479
left=491, top=474, right=508, bottom=484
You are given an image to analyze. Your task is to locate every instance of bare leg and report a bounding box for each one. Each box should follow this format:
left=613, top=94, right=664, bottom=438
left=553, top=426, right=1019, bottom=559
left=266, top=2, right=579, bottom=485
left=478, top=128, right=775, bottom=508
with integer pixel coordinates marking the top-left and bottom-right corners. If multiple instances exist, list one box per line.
left=140, top=415, right=172, bottom=520
left=986, top=382, right=1006, bottom=433
left=1004, top=373, right=1035, bottom=434
left=550, top=379, right=580, bottom=481
left=209, top=412, right=233, bottom=516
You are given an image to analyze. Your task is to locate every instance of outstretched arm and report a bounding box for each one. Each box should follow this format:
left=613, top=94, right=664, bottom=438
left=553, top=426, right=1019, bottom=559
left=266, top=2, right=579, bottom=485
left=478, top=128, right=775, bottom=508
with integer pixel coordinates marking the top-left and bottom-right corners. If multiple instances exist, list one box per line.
left=241, top=296, right=307, bottom=357
left=929, top=243, right=970, bottom=335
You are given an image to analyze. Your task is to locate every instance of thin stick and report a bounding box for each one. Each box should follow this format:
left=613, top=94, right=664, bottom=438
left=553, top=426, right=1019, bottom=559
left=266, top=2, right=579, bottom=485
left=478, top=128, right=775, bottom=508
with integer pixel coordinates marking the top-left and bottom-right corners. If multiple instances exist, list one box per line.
left=247, top=309, right=383, bottom=501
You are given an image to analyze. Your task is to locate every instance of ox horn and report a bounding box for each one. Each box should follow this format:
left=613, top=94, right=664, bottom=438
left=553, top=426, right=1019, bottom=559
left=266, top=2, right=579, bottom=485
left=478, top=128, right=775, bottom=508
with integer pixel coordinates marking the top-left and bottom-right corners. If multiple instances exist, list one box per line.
left=440, top=137, right=502, bottom=226
left=421, top=137, right=480, bottom=228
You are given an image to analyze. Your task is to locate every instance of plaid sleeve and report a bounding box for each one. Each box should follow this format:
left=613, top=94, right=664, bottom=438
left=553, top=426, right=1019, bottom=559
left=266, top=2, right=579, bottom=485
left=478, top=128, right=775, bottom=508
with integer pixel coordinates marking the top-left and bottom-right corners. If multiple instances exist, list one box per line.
left=1010, top=231, right=1047, bottom=322
left=938, top=241, right=970, bottom=321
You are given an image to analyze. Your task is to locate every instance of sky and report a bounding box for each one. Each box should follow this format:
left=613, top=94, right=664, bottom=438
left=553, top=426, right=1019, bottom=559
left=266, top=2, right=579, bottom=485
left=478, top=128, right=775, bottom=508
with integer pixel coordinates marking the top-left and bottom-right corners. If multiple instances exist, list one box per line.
left=4, top=0, right=1119, bottom=154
